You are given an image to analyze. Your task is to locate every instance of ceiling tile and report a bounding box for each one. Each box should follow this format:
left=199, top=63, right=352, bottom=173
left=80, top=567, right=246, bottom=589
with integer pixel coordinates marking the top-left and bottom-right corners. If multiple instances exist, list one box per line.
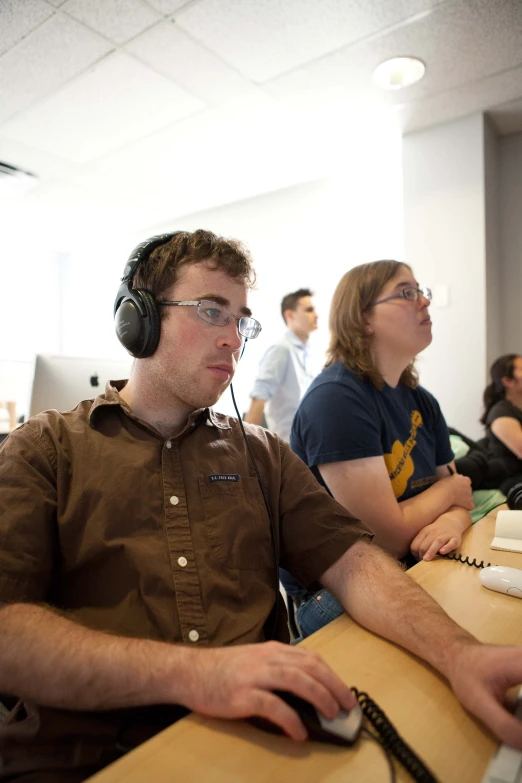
left=1, top=0, right=522, bottom=221
left=144, top=0, right=191, bottom=13
left=77, top=100, right=329, bottom=217
left=401, top=63, right=522, bottom=134
left=264, top=0, right=522, bottom=110
left=125, top=20, right=270, bottom=106
left=0, top=52, right=205, bottom=162
left=62, top=0, right=161, bottom=45
left=174, top=0, right=448, bottom=82
left=389, top=0, right=522, bottom=100
left=0, top=0, right=54, bottom=57
left=0, top=13, right=113, bottom=124
left=0, top=132, right=79, bottom=181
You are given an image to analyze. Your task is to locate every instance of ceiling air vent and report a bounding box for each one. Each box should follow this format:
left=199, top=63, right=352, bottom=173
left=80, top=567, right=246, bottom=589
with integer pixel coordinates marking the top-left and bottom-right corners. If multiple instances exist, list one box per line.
left=0, top=160, right=38, bottom=198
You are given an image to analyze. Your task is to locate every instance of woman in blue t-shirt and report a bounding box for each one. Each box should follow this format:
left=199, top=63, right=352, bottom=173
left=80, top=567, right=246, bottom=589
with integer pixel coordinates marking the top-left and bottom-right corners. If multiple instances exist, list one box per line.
left=285, top=260, right=473, bottom=637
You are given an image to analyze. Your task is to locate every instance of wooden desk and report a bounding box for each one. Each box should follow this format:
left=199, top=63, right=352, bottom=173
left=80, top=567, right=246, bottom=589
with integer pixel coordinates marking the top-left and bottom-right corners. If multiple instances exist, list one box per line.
left=89, top=509, right=522, bottom=783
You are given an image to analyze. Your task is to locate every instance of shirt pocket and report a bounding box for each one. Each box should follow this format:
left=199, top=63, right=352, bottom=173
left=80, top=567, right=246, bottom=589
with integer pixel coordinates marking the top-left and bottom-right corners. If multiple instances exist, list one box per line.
left=198, top=476, right=274, bottom=570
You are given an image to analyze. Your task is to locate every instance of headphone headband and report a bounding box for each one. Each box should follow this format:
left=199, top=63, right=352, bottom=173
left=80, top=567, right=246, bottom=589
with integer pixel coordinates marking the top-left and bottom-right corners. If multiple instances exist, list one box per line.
left=121, top=233, right=181, bottom=284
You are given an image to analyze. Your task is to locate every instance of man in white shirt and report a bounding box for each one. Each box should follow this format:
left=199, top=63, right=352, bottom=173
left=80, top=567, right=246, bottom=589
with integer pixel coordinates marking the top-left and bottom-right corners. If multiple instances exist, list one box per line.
left=245, top=289, right=318, bottom=441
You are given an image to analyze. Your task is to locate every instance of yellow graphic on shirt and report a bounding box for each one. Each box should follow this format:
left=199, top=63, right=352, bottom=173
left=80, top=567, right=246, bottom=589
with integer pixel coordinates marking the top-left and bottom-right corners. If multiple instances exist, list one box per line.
left=383, top=410, right=423, bottom=499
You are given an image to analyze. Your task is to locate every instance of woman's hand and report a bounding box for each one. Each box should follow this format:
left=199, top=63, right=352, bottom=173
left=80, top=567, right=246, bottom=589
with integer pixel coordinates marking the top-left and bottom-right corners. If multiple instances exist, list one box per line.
left=440, top=473, right=474, bottom=510
left=410, top=509, right=471, bottom=561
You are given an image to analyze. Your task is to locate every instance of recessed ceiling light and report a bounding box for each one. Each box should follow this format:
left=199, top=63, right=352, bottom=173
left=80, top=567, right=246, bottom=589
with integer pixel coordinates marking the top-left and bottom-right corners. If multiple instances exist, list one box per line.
left=373, top=57, right=425, bottom=90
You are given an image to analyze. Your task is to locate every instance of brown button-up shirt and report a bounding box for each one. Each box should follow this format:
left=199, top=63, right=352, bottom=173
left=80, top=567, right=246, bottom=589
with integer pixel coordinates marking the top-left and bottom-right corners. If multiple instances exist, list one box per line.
left=0, top=382, right=370, bottom=774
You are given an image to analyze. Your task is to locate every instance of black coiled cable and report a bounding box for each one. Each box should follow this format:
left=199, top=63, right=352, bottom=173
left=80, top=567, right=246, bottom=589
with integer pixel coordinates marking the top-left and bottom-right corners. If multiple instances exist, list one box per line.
left=352, top=688, right=439, bottom=783
left=440, top=552, right=491, bottom=569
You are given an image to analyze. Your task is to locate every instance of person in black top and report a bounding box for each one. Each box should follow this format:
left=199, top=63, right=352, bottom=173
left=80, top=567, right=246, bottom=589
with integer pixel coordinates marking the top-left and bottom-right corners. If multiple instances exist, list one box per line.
left=482, top=354, right=522, bottom=493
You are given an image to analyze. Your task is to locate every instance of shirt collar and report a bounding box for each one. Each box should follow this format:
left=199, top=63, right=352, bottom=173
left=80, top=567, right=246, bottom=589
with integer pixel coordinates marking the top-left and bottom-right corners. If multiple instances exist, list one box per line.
left=89, top=381, right=231, bottom=431
left=284, top=329, right=307, bottom=350
left=88, top=381, right=126, bottom=425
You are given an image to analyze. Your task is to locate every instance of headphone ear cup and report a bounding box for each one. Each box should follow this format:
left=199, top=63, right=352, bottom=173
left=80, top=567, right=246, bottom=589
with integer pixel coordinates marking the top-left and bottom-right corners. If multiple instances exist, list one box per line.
left=115, top=231, right=183, bottom=358
left=139, top=290, right=161, bottom=358
left=115, top=297, right=141, bottom=356
left=115, top=290, right=161, bottom=358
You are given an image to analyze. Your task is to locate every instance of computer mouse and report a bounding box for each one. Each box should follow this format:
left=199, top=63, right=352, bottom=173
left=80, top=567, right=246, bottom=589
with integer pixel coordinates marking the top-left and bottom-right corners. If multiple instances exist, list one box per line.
left=247, top=690, right=363, bottom=746
left=480, top=565, right=522, bottom=598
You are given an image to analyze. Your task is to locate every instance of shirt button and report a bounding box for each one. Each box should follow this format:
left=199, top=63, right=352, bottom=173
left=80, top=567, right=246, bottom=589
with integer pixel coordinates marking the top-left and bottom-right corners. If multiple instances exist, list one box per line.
left=188, top=629, right=199, bottom=643
left=166, top=440, right=172, bottom=449
left=177, top=556, right=187, bottom=567
left=170, top=496, right=179, bottom=505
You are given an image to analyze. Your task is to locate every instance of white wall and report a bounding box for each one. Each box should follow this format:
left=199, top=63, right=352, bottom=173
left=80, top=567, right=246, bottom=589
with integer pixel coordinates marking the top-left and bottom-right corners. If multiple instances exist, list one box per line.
left=57, top=237, right=137, bottom=360
left=0, top=223, right=132, bottom=419
left=1, top=126, right=404, bottom=421
left=484, top=118, right=501, bottom=365
left=0, top=235, right=63, bottom=418
left=0, top=239, right=62, bottom=361
left=498, top=131, right=522, bottom=351
left=8, top=117, right=515, bottom=436
left=142, top=164, right=403, bottom=416
left=403, top=113, right=488, bottom=439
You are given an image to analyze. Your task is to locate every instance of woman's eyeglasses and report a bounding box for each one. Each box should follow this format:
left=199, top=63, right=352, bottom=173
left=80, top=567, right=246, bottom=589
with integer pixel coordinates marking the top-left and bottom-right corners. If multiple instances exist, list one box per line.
left=371, top=287, right=432, bottom=307
left=156, top=299, right=262, bottom=340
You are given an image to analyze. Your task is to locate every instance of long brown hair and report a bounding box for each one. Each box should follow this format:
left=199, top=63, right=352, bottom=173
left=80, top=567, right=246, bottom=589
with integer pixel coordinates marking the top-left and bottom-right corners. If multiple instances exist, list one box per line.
left=325, top=260, right=419, bottom=389
left=480, top=354, right=519, bottom=425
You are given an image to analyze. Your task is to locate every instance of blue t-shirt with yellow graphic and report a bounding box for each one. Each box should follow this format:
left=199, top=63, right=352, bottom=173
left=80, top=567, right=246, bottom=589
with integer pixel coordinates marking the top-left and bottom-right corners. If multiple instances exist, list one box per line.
left=290, top=362, right=454, bottom=501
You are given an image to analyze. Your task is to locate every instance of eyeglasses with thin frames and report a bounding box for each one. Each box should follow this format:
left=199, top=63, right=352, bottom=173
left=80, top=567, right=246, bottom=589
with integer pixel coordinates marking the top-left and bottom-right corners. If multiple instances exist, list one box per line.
left=156, top=299, right=262, bottom=340
left=371, top=287, right=432, bottom=307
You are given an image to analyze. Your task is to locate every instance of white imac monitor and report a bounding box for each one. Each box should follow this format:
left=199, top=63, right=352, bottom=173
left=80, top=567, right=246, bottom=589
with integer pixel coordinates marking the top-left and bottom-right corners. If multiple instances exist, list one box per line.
left=28, top=355, right=134, bottom=418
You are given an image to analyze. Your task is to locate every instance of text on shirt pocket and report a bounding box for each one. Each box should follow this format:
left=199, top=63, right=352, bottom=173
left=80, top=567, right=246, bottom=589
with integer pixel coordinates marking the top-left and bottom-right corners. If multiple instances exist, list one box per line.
left=198, top=476, right=274, bottom=570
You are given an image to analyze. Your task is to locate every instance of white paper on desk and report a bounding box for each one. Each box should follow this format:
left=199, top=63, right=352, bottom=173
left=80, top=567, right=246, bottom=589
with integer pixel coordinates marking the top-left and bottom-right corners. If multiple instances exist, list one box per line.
left=491, top=510, right=522, bottom=553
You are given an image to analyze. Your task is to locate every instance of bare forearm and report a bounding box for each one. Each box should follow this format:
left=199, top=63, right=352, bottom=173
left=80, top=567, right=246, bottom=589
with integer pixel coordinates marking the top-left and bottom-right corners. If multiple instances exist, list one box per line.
left=372, top=483, right=459, bottom=557
left=401, top=480, right=455, bottom=529
left=491, top=419, right=522, bottom=460
left=321, top=541, right=477, bottom=679
left=434, top=505, right=471, bottom=532
left=0, top=604, right=361, bottom=741
left=0, top=603, right=194, bottom=711
left=244, top=398, right=266, bottom=426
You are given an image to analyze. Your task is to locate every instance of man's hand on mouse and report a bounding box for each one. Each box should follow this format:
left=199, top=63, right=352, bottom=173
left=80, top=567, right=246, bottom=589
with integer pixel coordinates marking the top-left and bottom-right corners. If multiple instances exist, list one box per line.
left=446, top=640, right=522, bottom=750
left=173, top=641, right=356, bottom=740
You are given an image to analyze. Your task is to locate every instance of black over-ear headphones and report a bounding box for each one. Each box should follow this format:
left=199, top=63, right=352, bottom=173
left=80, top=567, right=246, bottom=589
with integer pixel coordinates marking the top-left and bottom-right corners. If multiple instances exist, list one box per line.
left=114, top=232, right=183, bottom=358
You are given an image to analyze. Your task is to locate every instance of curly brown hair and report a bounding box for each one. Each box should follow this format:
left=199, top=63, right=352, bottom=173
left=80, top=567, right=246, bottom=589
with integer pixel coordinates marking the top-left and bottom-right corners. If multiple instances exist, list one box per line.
left=132, top=229, right=256, bottom=318
left=325, top=260, right=419, bottom=389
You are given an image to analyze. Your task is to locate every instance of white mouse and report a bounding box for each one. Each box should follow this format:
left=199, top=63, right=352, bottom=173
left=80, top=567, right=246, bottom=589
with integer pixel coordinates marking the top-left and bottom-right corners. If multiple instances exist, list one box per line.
left=480, top=565, right=522, bottom=598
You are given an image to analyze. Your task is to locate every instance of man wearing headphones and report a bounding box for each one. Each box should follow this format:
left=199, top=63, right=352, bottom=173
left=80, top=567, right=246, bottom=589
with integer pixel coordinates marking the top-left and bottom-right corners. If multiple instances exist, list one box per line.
left=1, top=229, right=522, bottom=780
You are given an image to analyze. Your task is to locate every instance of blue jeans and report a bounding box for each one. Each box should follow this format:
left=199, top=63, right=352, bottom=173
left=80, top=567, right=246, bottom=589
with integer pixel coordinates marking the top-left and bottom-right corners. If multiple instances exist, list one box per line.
left=296, top=588, right=344, bottom=639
